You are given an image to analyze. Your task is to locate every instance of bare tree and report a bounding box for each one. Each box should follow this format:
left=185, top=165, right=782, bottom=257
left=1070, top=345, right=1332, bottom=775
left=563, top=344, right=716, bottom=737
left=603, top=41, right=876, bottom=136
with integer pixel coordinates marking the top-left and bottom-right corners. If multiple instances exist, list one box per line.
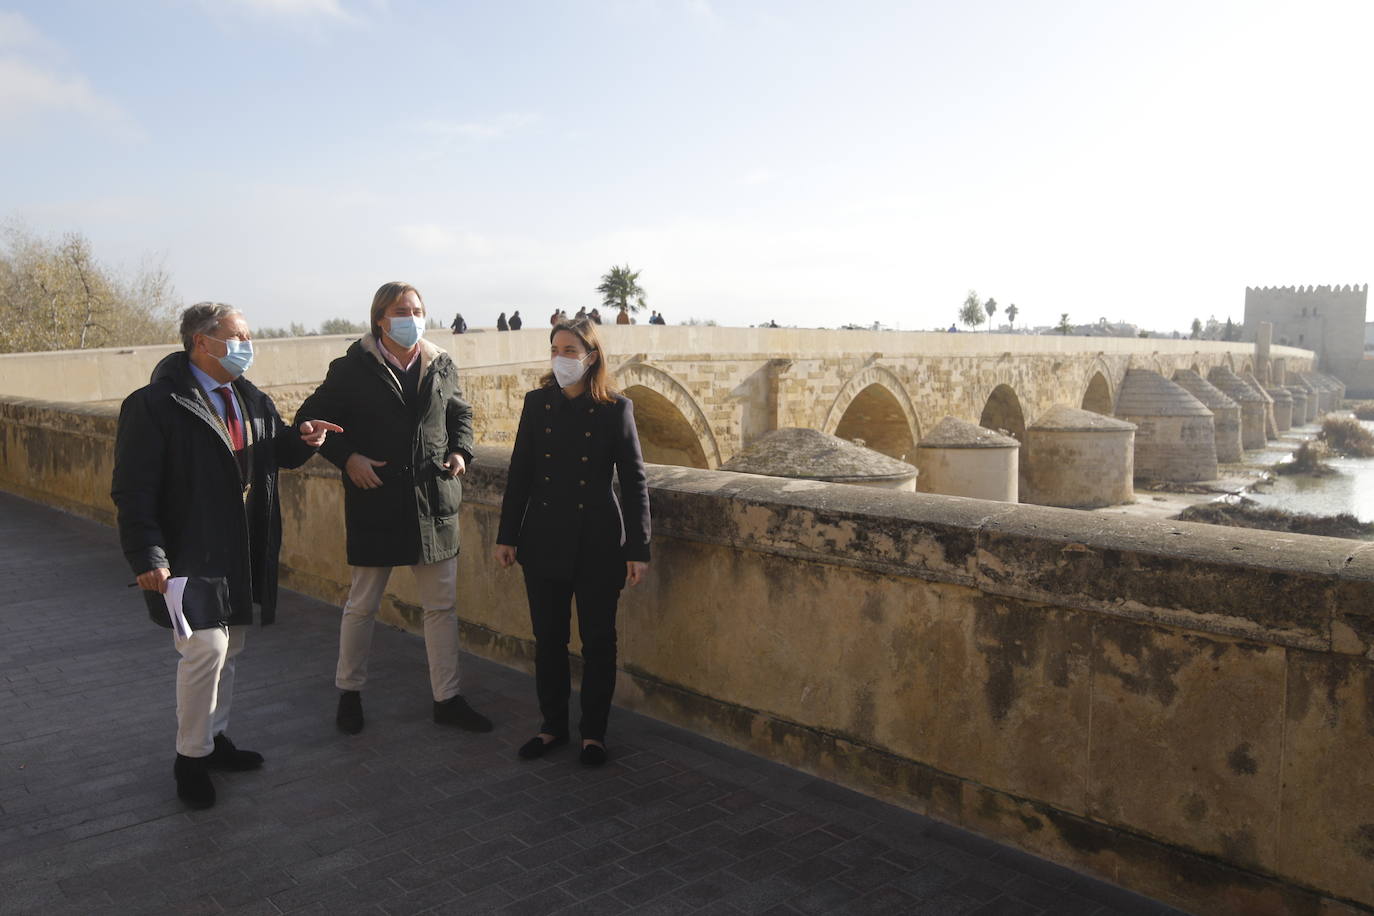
left=0, top=223, right=180, bottom=353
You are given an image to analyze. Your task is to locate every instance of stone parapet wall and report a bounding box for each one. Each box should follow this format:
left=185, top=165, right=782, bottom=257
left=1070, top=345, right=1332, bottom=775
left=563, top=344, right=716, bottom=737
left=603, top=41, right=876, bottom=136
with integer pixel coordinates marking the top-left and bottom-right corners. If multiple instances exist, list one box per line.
left=3, top=395, right=1372, bottom=915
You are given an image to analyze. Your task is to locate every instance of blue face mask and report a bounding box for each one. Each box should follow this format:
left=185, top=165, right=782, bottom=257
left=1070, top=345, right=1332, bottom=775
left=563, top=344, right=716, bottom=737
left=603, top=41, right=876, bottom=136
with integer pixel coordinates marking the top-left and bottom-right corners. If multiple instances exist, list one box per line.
left=210, top=337, right=254, bottom=378
left=385, top=315, right=425, bottom=349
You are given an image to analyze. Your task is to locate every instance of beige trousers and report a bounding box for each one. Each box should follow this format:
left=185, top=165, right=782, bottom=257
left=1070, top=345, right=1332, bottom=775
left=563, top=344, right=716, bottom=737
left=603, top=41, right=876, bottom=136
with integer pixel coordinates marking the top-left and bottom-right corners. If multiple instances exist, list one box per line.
left=335, top=557, right=461, bottom=701
left=173, top=625, right=246, bottom=758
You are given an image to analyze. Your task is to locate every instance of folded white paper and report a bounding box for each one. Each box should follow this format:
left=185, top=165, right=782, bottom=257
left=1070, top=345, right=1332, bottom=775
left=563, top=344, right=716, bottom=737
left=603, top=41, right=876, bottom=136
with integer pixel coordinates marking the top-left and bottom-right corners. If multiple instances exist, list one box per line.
left=164, top=577, right=192, bottom=639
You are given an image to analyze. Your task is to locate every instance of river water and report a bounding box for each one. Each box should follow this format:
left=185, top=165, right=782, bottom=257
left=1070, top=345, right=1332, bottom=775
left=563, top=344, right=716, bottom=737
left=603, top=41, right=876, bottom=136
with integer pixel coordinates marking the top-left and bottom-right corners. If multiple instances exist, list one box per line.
left=1240, top=416, right=1374, bottom=522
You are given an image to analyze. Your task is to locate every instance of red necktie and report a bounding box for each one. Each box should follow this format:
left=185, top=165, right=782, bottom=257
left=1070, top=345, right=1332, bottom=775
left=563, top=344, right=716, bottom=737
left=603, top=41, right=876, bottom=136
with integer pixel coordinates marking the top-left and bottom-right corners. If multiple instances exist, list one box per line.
left=215, top=386, right=245, bottom=452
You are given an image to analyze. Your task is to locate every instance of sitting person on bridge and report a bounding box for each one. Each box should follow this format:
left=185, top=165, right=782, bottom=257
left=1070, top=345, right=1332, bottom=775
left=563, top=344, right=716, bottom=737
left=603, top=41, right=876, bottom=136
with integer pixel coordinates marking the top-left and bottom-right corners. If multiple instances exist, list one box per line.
left=295, top=281, right=492, bottom=738
left=111, top=303, right=341, bottom=809
left=493, top=317, right=651, bottom=767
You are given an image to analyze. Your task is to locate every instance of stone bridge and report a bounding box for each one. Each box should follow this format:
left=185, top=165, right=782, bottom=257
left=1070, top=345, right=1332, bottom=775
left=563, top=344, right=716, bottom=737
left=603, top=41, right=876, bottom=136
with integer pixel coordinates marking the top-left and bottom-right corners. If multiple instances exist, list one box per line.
left=0, top=329, right=1368, bottom=916
left=0, top=327, right=1309, bottom=469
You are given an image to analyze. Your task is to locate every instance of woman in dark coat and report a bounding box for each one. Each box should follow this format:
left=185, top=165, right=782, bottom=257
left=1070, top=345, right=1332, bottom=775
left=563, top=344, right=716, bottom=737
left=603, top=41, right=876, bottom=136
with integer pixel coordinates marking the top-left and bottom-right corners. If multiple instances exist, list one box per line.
left=494, top=318, right=651, bottom=766
left=296, top=281, right=491, bottom=736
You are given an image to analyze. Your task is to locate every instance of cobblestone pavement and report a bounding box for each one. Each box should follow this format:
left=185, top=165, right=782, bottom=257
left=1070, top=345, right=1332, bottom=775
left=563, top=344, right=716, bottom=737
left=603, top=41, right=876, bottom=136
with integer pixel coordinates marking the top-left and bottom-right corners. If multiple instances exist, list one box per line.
left=0, top=491, right=1190, bottom=915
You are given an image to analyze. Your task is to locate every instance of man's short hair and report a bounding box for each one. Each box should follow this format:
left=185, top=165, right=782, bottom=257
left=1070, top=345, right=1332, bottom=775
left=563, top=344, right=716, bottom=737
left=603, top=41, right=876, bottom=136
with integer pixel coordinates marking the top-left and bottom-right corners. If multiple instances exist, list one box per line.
left=180, top=302, right=241, bottom=352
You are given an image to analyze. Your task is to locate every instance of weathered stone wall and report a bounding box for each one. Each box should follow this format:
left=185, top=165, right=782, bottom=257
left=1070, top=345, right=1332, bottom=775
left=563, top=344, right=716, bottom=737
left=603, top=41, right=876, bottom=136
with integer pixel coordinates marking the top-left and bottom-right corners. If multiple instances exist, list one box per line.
left=1120, top=415, right=1219, bottom=482
left=3, top=394, right=1372, bottom=915
left=1021, top=429, right=1136, bottom=509
left=1244, top=284, right=1368, bottom=377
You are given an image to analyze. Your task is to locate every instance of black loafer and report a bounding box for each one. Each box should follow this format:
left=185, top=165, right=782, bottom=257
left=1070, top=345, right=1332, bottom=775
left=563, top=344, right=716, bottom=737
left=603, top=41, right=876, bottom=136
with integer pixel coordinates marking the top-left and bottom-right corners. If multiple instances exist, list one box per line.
left=433, top=695, right=493, bottom=732
left=207, top=733, right=264, bottom=771
left=579, top=743, right=608, bottom=767
left=336, top=690, right=363, bottom=735
left=174, top=754, right=215, bottom=809
left=518, top=734, right=568, bottom=760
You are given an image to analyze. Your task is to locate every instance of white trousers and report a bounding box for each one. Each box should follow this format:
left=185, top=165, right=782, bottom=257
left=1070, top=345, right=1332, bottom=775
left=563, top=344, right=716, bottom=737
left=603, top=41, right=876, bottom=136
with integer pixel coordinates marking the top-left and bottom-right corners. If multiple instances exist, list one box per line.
left=335, top=557, right=461, bottom=702
left=173, top=625, right=246, bottom=758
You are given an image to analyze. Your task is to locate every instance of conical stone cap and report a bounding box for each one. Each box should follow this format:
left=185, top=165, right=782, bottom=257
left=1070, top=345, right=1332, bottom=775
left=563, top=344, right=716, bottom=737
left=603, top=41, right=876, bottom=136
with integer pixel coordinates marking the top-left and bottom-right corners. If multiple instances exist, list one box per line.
left=1265, top=386, right=1293, bottom=405
left=1029, top=405, right=1136, bottom=432
left=917, top=416, right=1019, bottom=449
left=721, top=427, right=918, bottom=483
left=1115, top=369, right=1212, bottom=418
left=1207, top=366, right=1266, bottom=403
left=1172, top=370, right=1238, bottom=412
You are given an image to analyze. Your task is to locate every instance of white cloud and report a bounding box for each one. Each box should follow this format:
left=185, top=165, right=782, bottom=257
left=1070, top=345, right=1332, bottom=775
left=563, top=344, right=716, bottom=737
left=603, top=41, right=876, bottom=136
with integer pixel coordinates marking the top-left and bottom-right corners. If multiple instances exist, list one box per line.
left=395, top=223, right=494, bottom=258
left=685, top=0, right=719, bottom=21
left=0, top=10, right=49, bottom=51
left=214, top=0, right=353, bottom=20
left=416, top=113, right=538, bottom=143
left=0, top=14, right=136, bottom=136
left=739, top=168, right=776, bottom=186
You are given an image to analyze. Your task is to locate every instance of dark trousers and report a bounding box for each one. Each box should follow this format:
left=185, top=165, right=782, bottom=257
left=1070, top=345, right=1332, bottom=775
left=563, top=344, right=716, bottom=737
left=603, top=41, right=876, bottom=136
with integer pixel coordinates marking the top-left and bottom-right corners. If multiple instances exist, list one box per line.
left=522, top=568, right=622, bottom=742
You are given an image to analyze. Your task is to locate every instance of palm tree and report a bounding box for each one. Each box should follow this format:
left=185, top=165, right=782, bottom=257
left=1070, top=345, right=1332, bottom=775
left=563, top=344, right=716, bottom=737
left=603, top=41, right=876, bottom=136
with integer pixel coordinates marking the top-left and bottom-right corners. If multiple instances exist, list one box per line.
left=1057, top=313, right=1072, bottom=335
left=984, top=297, right=998, bottom=333
left=1005, top=303, right=1019, bottom=330
left=596, top=265, right=647, bottom=316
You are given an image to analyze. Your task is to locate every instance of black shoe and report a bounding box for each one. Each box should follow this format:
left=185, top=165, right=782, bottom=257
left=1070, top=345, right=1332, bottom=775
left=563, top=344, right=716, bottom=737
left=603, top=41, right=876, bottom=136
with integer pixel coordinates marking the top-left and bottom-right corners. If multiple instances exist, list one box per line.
left=207, top=733, right=264, bottom=771
left=579, top=743, right=608, bottom=767
left=174, top=754, right=215, bottom=809
left=336, top=690, right=363, bottom=735
left=433, top=695, right=493, bottom=732
left=517, top=734, right=568, bottom=760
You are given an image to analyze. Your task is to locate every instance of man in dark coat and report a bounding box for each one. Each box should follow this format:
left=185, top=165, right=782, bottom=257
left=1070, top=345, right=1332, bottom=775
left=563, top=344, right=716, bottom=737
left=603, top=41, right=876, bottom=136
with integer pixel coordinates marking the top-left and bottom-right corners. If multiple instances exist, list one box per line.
left=508, top=310, right=522, bottom=330
left=295, top=281, right=491, bottom=736
left=111, top=303, right=340, bottom=809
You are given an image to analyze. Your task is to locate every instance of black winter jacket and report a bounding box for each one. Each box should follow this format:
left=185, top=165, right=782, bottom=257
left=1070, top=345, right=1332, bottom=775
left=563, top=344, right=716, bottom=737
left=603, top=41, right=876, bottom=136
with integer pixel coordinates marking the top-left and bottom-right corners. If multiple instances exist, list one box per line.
left=295, top=334, right=475, bottom=567
left=111, top=352, right=316, bottom=629
left=497, top=386, right=651, bottom=584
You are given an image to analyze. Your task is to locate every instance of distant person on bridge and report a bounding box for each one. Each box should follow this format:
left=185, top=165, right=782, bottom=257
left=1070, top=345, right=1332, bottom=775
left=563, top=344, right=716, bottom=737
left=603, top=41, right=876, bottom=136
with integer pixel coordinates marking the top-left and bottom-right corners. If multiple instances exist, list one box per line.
left=550, top=309, right=561, bottom=327
left=493, top=318, right=651, bottom=767
left=589, top=308, right=602, bottom=324
left=509, top=310, right=523, bottom=330
left=450, top=313, right=466, bottom=334
left=497, top=312, right=509, bottom=332
left=295, top=281, right=492, bottom=739
left=111, top=302, right=342, bottom=809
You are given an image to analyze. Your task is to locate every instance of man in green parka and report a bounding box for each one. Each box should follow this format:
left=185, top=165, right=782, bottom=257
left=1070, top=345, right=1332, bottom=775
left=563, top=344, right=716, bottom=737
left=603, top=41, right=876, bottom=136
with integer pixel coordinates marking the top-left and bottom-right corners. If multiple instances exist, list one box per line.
left=296, top=281, right=491, bottom=735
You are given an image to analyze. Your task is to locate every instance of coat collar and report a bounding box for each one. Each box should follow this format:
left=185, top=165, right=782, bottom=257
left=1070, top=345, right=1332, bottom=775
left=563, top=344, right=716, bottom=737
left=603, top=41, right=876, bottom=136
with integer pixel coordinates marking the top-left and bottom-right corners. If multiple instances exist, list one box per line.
left=359, top=330, right=444, bottom=379
left=150, top=350, right=267, bottom=407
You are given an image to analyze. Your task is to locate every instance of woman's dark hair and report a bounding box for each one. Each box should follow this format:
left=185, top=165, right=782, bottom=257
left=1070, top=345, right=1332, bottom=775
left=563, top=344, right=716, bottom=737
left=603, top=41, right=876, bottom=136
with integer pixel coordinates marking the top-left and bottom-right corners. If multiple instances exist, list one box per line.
left=540, top=318, right=618, bottom=404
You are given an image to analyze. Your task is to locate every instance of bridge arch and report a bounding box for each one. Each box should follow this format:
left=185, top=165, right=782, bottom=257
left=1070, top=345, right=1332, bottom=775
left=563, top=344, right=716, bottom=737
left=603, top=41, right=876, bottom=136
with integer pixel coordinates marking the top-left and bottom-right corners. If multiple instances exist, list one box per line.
left=979, top=383, right=1027, bottom=441
left=1081, top=372, right=1113, bottom=415
left=822, top=365, right=920, bottom=461
left=614, top=361, right=722, bottom=469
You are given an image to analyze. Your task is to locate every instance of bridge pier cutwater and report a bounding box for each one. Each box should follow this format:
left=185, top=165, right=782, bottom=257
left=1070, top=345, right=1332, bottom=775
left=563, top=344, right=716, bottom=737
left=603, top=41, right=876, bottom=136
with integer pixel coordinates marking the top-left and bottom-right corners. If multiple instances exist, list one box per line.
left=1, top=326, right=1371, bottom=915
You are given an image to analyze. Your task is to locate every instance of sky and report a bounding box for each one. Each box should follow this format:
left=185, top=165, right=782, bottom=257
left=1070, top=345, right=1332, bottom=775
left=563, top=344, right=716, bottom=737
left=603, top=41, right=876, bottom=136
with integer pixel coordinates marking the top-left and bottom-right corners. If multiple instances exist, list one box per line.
left=2, top=0, right=1373, bottom=334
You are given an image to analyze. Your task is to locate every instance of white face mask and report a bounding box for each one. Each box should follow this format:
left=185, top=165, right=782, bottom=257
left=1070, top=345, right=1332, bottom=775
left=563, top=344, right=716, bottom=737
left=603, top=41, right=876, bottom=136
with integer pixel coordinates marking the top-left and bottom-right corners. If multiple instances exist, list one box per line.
left=551, top=354, right=589, bottom=388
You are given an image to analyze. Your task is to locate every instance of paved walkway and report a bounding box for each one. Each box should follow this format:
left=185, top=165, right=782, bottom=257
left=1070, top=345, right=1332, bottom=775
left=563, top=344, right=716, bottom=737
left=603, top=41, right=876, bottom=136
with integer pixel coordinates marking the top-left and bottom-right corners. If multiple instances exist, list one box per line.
left=0, top=492, right=1188, bottom=916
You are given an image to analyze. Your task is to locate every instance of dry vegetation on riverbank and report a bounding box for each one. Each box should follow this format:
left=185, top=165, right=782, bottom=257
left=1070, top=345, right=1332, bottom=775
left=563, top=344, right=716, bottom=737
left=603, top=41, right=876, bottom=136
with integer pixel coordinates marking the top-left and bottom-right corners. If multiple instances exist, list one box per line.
left=1176, top=498, right=1374, bottom=539
left=1319, top=415, right=1374, bottom=457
